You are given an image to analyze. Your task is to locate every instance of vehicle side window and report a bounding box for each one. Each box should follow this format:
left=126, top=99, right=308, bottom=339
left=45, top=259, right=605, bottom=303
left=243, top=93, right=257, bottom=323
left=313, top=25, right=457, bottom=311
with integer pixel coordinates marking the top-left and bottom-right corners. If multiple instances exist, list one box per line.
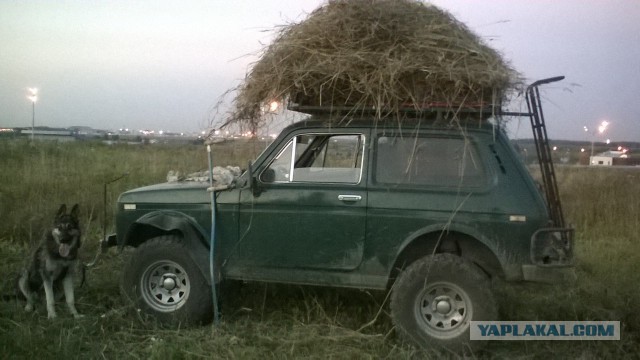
left=375, top=135, right=486, bottom=187
left=265, top=139, right=295, bottom=182
left=262, top=134, right=364, bottom=184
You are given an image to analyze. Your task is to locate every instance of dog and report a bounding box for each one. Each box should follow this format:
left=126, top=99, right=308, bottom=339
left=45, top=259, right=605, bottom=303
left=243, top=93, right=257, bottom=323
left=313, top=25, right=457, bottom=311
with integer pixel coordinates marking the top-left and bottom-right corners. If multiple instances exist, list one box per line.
left=17, top=204, right=83, bottom=319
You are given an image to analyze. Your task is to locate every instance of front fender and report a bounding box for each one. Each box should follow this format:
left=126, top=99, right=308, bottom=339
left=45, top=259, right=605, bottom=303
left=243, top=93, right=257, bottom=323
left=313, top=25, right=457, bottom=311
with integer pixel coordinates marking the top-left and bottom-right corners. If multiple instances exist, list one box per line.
left=130, top=210, right=209, bottom=245
left=124, top=210, right=214, bottom=284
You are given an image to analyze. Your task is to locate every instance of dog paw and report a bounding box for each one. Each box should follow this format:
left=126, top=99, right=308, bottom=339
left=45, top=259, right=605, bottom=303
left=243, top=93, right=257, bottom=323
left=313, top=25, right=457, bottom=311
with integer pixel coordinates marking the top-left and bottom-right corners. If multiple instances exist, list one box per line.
left=47, top=313, right=57, bottom=320
left=73, top=314, right=85, bottom=319
left=24, top=304, right=34, bottom=312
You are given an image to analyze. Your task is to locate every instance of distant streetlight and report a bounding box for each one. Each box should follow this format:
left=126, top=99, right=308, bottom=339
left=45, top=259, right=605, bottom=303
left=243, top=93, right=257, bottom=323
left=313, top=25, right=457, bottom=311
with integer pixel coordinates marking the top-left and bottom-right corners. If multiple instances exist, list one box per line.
left=598, top=121, right=609, bottom=134
left=584, top=120, right=610, bottom=161
left=27, top=88, right=38, bottom=142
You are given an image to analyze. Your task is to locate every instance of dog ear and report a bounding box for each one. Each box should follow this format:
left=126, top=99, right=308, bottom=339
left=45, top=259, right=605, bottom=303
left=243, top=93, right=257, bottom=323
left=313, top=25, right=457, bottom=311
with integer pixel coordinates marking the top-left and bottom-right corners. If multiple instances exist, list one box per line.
left=70, top=204, right=80, bottom=222
left=56, top=204, right=67, bottom=218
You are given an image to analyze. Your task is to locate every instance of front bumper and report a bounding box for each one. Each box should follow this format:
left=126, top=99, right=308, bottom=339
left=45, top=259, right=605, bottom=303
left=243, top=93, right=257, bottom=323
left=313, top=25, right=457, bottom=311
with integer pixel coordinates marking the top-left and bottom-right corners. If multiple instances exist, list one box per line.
left=102, top=233, right=118, bottom=250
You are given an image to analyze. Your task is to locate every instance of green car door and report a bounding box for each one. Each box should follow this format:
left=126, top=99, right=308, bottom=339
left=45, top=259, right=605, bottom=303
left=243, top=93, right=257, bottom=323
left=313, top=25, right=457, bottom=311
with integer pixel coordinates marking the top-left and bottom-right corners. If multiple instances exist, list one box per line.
left=232, top=129, right=368, bottom=271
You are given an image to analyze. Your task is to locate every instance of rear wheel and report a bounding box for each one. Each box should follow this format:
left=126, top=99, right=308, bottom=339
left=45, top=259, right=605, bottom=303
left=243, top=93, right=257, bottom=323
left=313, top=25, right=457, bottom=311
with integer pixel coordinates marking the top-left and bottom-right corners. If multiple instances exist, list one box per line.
left=122, top=235, right=212, bottom=325
left=390, top=253, right=496, bottom=352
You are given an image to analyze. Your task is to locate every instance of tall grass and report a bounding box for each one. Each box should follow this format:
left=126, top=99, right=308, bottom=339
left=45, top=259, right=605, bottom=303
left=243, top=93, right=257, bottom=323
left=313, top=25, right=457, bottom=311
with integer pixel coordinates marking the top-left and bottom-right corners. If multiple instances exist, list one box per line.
left=0, top=140, right=638, bottom=358
left=0, top=139, right=262, bottom=245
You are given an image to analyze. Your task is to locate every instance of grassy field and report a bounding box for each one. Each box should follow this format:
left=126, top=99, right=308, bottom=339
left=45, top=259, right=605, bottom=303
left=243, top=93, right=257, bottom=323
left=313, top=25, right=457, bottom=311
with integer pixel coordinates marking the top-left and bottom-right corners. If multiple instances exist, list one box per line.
left=0, top=139, right=638, bottom=359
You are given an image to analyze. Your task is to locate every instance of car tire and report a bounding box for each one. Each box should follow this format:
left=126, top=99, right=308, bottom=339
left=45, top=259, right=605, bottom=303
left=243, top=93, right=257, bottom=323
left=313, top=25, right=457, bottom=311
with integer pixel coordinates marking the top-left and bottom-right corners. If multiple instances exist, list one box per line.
left=390, top=253, right=496, bottom=352
left=122, top=235, right=213, bottom=325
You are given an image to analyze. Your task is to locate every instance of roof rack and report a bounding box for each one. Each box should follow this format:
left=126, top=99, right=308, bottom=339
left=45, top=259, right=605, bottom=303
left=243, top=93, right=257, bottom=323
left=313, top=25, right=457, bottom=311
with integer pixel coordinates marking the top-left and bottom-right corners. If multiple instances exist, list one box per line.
left=288, top=102, right=497, bottom=116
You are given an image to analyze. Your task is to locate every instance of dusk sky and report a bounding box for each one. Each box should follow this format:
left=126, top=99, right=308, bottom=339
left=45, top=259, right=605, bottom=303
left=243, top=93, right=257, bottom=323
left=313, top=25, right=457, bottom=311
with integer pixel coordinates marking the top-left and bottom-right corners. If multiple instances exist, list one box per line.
left=1, top=1, right=638, bottom=142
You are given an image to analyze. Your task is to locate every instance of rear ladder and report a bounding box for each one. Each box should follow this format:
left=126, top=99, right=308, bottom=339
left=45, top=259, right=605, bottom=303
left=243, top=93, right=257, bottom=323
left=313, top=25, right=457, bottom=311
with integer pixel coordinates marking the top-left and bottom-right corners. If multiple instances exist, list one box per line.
left=501, top=76, right=566, bottom=228
left=525, top=76, right=566, bottom=228
left=503, top=76, right=574, bottom=268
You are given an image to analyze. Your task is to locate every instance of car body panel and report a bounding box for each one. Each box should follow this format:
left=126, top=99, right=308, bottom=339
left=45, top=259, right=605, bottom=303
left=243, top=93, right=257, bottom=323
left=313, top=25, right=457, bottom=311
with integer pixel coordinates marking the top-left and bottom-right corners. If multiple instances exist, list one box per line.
left=112, top=117, right=571, bottom=289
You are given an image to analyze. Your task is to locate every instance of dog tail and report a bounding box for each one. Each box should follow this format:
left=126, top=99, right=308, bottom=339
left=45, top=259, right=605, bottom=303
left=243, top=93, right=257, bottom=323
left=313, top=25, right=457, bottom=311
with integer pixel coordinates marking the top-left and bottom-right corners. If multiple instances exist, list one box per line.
left=79, top=263, right=87, bottom=288
left=14, top=272, right=27, bottom=300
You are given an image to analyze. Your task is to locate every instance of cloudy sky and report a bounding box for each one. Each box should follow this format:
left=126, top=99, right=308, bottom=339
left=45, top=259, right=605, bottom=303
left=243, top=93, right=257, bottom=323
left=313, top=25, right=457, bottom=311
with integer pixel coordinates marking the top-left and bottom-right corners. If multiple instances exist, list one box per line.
left=1, top=0, right=638, bottom=141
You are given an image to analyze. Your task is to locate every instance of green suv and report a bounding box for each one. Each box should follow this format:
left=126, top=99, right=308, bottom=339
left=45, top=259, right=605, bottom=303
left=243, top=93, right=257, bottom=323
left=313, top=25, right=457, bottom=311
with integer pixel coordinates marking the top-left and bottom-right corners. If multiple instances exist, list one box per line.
left=107, top=106, right=574, bottom=350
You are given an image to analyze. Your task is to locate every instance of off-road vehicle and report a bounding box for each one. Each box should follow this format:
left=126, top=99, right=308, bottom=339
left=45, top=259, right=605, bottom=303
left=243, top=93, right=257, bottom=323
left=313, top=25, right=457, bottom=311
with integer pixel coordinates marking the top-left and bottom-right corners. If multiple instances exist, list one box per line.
left=104, top=78, right=574, bottom=351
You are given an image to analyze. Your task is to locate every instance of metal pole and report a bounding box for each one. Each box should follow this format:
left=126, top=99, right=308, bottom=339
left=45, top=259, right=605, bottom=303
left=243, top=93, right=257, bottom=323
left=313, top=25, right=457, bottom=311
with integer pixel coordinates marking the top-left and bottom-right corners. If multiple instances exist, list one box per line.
left=207, top=145, right=221, bottom=325
left=31, top=101, right=35, bottom=142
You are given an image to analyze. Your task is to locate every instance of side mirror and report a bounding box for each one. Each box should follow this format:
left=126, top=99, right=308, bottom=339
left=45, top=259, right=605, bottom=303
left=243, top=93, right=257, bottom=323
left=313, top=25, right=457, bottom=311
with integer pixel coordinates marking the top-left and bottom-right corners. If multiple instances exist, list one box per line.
left=247, top=161, right=264, bottom=196
left=260, top=168, right=276, bottom=183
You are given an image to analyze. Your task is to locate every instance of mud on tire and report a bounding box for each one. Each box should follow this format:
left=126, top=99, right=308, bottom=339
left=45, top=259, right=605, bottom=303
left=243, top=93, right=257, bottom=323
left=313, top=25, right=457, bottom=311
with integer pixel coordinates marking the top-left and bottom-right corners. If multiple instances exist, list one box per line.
left=121, top=235, right=212, bottom=325
left=390, top=253, right=497, bottom=352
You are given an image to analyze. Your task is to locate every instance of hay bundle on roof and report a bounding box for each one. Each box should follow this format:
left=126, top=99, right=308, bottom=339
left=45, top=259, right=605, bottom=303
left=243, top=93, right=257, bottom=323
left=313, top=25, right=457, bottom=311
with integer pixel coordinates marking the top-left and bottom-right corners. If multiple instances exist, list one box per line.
left=229, top=0, right=521, bottom=129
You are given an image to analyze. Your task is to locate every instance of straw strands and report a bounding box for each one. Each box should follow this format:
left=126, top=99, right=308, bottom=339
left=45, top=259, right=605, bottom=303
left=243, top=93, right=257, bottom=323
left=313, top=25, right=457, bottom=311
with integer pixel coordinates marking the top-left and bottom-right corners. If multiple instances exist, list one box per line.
left=228, top=0, right=521, bottom=129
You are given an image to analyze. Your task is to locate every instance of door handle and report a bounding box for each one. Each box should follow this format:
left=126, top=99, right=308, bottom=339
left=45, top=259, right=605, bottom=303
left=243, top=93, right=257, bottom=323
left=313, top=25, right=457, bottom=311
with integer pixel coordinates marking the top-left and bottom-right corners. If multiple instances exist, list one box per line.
left=338, top=195, right=362, bottom=202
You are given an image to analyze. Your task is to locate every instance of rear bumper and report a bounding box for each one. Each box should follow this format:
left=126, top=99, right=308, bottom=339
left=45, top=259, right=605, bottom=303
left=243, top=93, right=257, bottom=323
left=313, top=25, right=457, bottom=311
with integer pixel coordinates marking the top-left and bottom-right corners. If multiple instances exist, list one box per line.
left=530, top=227, right=574, bottom=265
left=522, top=264, right=577, bottom=284
left=522, top=227, right=576, bottom=284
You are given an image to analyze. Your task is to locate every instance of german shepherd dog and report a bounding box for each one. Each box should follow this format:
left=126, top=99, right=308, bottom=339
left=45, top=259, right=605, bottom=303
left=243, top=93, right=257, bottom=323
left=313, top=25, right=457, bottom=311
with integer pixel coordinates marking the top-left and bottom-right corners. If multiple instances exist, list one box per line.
left=18, top=204, right=83, bottom=319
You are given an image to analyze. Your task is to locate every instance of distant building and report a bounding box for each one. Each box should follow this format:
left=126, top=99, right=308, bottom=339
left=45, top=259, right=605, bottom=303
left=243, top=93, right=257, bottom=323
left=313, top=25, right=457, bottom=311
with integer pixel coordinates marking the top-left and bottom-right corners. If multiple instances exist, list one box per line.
left=17, top=127, right=75, bottom=142
left=589, top=151, right=634, bottom=166
left=0, top=128, right=17, bottom=138
left=69, top=126, right=105, bottom=139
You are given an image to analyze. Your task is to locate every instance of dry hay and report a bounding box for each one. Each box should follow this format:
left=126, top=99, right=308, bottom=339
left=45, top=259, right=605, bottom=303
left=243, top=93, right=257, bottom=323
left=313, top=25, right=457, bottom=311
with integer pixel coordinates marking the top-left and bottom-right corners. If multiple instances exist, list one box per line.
left=227, top=0, right=522, bottom=130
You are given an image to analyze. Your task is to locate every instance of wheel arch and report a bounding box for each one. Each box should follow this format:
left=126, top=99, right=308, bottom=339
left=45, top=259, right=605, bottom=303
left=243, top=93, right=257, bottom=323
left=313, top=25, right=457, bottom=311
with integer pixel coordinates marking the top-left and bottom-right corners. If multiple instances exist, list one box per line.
left=387, top=224, right=504, bottom=288
left=123, top=210, right=212, bottom=284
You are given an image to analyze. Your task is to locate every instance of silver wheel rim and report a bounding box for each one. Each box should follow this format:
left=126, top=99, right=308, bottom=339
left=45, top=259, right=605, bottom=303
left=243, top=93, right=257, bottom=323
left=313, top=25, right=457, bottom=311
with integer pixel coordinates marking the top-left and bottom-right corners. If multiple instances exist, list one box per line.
left=414, top=281, right=472, bottom=339
left=140, top=260, right=190, bottom=312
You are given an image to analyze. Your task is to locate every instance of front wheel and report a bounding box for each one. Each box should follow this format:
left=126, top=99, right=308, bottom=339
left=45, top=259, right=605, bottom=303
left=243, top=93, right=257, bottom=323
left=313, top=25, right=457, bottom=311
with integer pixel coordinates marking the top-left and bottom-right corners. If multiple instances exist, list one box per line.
left=121, top=235, right=212, bottom=325
left=390, top=254, right=497, bottom=352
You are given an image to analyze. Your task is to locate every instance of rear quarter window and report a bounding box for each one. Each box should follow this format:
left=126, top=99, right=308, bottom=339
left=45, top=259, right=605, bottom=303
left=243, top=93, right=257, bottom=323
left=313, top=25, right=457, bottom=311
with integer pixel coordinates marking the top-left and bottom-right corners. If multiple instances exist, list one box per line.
left=375, top=135, right=487, bottom=188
